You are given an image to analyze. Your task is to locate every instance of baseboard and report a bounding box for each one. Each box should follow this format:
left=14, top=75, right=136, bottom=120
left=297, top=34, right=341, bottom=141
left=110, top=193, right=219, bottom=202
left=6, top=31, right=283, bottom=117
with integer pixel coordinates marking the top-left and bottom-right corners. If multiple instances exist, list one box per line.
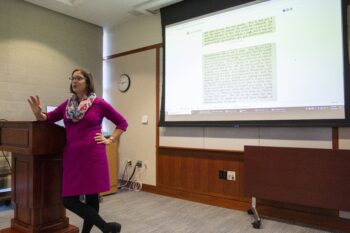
left=141, top=184, right=350, bottom=232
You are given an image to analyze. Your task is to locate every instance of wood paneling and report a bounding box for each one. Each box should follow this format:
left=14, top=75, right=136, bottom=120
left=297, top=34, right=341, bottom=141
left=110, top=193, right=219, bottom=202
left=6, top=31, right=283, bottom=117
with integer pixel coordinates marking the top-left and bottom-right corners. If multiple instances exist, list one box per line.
left=333, top=127, right=339, bottom=149
left=143, top=183, right=250, bottom=211
left=244, top=146, right=350, bottom=211
left=101, top=142, right=118, bottom=195
left=0, top=121, right=66, bottom=155
left=158, top=147, right=243, bottom=198
left=1, top=128, right=29, bottom=148
left=12, top=153, right=66, bottom=230
left=155, top=146, right=350, bottom=232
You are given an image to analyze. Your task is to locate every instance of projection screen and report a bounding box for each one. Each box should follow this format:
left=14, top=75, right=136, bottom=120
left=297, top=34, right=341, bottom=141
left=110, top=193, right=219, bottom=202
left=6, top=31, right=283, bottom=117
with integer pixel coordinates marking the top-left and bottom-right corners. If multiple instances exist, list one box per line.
left=160, top=0, right=349, bottom=127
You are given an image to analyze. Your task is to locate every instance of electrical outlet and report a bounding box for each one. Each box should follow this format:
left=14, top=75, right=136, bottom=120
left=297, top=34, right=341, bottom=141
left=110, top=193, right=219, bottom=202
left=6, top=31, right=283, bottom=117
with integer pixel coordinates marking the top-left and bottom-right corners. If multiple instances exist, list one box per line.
left=227, top=171, right=236, bottom=181
left=218, top=170, right=227, bottom=179
left=136, top=160, right=142, bottom=167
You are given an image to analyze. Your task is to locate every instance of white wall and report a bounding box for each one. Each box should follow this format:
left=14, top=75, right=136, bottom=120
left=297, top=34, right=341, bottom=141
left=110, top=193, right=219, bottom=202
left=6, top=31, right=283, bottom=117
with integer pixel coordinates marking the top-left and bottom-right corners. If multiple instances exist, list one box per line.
left=159, top=127, right=333, bottom=150
left=0, top=0, right=102, bottom=121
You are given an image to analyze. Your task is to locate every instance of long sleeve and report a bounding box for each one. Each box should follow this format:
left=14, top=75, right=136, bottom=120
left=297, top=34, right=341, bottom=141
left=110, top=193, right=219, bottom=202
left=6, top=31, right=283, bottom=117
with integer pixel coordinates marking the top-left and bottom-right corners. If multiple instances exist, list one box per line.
left=46, top=100, right=68, bottom=123
left=101, top=99, right=128, bottom=131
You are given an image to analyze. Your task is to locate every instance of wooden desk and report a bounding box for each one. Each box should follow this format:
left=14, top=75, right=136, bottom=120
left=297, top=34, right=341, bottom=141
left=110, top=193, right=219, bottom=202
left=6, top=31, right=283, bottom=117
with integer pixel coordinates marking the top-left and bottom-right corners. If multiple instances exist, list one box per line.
left=101, top=142, right=118, bottom=196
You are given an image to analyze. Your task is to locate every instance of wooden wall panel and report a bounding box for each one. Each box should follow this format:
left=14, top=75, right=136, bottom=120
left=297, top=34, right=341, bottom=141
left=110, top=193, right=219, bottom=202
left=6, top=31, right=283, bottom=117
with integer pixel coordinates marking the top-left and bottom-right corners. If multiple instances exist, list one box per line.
left=244, top=146, right=350, bottom=211
left=156, top=146, right=350, bottom=232
left=158, top=147, right=243, bottom=198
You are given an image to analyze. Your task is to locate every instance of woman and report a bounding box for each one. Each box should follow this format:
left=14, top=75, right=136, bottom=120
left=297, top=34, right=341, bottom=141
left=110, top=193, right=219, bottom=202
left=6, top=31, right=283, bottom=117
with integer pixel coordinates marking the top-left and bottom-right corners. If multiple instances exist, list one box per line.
left=27, top=68, right=127, bottom=233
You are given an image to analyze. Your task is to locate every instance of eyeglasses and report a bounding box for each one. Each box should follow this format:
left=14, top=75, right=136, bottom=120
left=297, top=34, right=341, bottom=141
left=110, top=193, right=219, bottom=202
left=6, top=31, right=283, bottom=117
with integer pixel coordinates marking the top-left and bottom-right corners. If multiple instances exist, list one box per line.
left=69, top=76, right=85, bottom=81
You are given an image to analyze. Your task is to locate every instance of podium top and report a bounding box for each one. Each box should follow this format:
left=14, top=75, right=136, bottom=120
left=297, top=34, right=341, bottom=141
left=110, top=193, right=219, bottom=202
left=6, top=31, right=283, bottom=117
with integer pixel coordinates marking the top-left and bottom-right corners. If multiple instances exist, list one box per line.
left=0, top=121, right=66, bottom=155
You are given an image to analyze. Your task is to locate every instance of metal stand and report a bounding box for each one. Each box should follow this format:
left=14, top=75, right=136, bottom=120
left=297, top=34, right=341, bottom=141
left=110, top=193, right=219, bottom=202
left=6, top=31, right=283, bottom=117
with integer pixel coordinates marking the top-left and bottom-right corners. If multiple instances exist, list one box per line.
left=247, top=197, right=261, bottom=229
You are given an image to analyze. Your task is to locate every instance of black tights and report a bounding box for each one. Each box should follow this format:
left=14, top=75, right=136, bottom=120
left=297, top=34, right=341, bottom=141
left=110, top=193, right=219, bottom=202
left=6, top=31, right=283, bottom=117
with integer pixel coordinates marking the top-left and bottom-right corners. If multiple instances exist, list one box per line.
left=62, top=194, right=108, bottom=233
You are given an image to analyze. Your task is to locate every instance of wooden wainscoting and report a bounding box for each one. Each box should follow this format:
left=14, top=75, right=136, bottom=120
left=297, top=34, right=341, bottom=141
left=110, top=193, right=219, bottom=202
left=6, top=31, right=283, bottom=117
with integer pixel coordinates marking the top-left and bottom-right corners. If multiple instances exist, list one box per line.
left=148, top=146, right=350, bottom=232
left=157, top=146, right=244, bottom=200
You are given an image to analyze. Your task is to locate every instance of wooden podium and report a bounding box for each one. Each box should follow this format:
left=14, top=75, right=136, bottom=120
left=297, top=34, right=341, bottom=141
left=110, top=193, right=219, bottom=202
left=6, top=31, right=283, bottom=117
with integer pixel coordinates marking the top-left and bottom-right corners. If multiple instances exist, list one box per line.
left=101, top=142, right=118, bottom=196
left=0, top=121, right=78, bottom=233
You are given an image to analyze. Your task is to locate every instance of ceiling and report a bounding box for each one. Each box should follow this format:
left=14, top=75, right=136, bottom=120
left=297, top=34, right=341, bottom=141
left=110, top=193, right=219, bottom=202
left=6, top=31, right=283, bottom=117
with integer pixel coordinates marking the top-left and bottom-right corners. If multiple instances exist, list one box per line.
left=23, top=0, right=182, bottom=28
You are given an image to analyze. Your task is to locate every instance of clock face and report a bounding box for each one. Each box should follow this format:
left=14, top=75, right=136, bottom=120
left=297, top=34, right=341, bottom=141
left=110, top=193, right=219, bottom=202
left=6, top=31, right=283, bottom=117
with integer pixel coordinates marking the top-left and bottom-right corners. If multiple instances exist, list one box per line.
left=118, top=74, right=130, bottom=92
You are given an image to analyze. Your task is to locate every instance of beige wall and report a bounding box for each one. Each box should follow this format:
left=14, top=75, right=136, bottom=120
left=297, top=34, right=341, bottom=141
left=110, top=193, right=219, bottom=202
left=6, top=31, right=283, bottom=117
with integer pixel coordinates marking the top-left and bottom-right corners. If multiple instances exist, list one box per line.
left=104, top=15, right=161, bottom=186
left=0, top=0, right=102, bottom=193
left=104, top=14, right=161, bottom=55
left=0, top=0, right=102, bottom=121
left=104, top=50, right=157, bottom=186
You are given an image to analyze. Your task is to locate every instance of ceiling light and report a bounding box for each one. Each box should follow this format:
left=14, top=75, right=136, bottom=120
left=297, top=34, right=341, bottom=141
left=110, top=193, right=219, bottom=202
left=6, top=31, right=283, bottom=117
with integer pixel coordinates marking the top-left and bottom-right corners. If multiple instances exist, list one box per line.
left=133, top=0, right=184, bottom=15
left=54, top=0, right=86, bottom=6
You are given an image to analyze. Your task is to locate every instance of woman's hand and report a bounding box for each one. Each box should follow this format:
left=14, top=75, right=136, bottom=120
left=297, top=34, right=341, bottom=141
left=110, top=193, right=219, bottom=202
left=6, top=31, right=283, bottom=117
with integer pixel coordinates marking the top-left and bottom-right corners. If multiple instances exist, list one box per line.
left=94, top=133, right=113, bottom=145
left=27, top=95, right=46, bottom=121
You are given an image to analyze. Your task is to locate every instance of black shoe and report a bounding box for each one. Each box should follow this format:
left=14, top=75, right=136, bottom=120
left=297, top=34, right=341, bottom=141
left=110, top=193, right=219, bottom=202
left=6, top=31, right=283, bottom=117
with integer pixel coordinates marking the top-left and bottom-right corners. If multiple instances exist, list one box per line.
left=105, top=222, right=121, bottom=233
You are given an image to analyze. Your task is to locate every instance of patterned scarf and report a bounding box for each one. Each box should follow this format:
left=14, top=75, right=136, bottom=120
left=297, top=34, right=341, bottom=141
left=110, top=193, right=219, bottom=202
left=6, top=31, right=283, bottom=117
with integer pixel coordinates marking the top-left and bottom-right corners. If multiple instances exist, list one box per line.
left=66, top=92, right=96, bottom=122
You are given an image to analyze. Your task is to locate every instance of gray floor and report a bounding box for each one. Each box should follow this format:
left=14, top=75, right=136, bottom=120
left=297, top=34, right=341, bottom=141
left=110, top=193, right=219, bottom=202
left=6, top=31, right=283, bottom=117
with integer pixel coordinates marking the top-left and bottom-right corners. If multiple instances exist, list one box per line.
left=0, top=191, right=336, bottom=233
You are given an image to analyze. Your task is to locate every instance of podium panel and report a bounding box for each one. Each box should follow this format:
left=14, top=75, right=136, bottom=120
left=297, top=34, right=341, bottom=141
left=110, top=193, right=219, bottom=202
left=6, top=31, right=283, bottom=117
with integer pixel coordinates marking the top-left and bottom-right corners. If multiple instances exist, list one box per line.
left=0, top=121, right=78, bottom=233
left=101, top=142, right=118, bottom=196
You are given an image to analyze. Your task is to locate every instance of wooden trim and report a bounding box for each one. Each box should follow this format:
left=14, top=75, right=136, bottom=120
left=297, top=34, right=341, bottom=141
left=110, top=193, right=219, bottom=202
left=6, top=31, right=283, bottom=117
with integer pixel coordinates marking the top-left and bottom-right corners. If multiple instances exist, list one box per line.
left=332, top=127, right=339, bottom=150
left=142, top=184, right=350, bottom=232
left=156, top=47, right=160, bottom=186
left=255, top=201, right=350, bottom=232
left=156, top=48, right=160, bottom=148
left=158, top=146, right=244, bottom=160
left=158, top=145, right=244, bottom=155
left=142, top=183, right=158, bottom=193
left=142, top=184, right=250, bottom=211
left=103, top=43, right=163, bottom=60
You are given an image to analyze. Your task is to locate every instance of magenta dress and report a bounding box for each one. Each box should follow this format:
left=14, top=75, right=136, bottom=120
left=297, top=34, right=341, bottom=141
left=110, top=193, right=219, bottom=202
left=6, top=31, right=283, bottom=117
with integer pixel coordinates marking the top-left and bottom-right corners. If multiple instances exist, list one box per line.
left=46, top=97, right=128, bottom=197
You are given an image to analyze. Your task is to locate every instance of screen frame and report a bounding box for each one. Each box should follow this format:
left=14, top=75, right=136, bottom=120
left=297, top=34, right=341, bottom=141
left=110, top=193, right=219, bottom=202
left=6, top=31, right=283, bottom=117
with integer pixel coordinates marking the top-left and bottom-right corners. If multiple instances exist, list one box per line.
left=159, top=0, right=350, bottom=127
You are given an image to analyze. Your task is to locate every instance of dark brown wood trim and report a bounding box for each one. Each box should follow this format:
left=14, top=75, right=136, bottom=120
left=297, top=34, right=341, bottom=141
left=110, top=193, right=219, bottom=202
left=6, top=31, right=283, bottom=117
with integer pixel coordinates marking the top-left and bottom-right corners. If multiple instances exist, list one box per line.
left=156, top=48, right=160, bottom=148
left=103, top=43, right=163, bottom=60
left=155, top=47, right=161, bottom=186
left=142, top=184, right=250, bottom=211
left=332, top=127, right=339, bottom=150
left=158, top=146, right=244, bottom=161
left=142, top=184, right=350, bottom=232
left=158, top=145, right=244, bottom=154
left=255, top=201, right=350, bottom=232
left=142, top=184, right=158, bottom=194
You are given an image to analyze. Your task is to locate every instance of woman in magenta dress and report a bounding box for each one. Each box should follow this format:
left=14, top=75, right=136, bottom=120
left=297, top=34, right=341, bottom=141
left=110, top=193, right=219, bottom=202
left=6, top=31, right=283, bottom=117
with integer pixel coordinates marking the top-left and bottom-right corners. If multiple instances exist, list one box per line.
left=27, top=68, right=127, bottom=233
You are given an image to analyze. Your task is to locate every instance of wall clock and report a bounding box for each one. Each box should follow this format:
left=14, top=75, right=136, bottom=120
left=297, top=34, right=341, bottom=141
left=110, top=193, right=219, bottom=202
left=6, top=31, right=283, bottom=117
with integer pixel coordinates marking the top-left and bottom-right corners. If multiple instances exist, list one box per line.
left=118, top=74, right=130, bottom=93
